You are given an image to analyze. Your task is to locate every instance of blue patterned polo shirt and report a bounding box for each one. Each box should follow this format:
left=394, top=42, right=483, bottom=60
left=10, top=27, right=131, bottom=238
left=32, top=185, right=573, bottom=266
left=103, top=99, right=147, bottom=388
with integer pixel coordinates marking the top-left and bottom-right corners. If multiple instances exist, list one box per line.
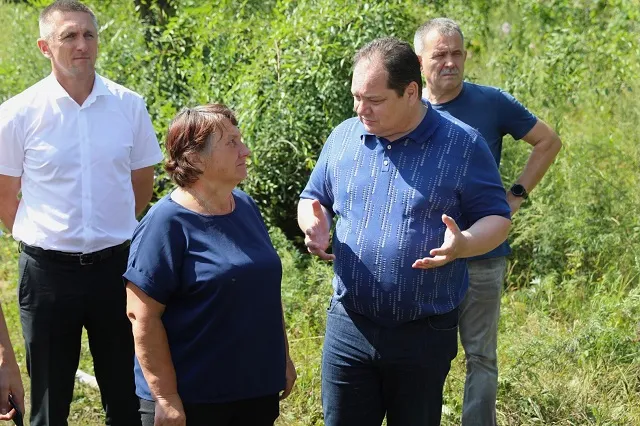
left=301, top=103, right=511, bottom=326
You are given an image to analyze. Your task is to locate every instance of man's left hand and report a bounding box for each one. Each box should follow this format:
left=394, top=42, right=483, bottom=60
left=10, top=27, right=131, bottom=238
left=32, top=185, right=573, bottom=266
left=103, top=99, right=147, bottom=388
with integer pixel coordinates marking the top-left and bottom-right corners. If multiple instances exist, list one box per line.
left=412, top=214, right=467, bottom=269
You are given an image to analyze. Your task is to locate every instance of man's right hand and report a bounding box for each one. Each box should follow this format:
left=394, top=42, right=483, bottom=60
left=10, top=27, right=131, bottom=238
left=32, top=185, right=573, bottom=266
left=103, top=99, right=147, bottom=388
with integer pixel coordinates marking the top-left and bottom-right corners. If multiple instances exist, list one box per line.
left=154, top=394, right=186, bottom=426
left=300, top=199, right=335, bottom=261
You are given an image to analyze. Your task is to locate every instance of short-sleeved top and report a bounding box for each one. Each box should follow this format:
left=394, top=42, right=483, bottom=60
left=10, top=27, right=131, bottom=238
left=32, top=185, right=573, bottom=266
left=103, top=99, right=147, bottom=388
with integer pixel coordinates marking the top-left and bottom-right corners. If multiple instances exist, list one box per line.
left=430, top=82, right=537, bottom=259
left=124, top=189, right=286, bottom=403
left=300, top=104, right=511, bottom=326
left=0, top=73, right=163, bottom=252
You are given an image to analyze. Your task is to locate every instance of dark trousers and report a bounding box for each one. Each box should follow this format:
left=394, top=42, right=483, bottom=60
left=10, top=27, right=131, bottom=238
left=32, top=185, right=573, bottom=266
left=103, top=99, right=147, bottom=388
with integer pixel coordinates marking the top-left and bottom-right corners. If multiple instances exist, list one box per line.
left=322, top=299, right=459, bottom=426
left=17, top=246, right=140, bottom=426
left=139, top=394, right=279, bottom=426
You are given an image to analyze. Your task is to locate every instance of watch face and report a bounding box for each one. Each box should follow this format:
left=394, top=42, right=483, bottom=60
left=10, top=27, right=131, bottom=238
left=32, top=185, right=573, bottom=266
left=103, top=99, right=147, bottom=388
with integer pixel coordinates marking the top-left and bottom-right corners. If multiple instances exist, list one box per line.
left=511, top=185, right=524, bottom=197
left=511, top=184, right=527, bottom=198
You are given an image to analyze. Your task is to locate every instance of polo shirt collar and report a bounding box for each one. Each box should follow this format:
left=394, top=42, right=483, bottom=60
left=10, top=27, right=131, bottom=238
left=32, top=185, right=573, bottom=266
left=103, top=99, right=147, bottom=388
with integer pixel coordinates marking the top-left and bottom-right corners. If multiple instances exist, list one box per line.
left=359, top=101, right=440, bottom=144
left=404, top=102, right=439, bottom=143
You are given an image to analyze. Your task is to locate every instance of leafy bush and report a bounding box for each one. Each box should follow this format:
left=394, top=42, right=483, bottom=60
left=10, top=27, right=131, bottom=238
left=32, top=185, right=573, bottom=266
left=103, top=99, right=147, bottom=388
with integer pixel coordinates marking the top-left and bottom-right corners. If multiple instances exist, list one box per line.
left=127, top=0, right=421, bottom=238
left=1, top=1, right=639, bottom=422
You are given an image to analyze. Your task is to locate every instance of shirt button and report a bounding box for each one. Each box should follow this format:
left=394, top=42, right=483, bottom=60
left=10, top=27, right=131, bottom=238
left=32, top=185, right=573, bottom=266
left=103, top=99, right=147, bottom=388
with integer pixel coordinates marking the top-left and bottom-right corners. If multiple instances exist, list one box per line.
left=387, top=144, right=392, bottom=150
left=383, top=160, right=389, bottom=166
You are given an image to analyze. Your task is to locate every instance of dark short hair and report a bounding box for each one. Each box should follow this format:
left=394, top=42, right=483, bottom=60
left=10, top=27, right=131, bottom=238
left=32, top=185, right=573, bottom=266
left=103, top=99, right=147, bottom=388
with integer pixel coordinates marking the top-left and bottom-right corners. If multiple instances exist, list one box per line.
left=165, top=104, right=238, bottom=188
left=353, top=37, right=422, bottom=98
left=39, top=0, right=98, bottom=38
left=414, top=18, right=465, bottom=54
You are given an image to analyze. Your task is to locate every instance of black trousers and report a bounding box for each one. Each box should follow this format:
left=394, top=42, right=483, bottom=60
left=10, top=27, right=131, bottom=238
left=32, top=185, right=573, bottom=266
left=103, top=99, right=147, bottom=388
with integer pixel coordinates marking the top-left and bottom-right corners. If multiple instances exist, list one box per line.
left=18, top=246, right=140, bottom=426
left=139, top=394, right=279, bottom=426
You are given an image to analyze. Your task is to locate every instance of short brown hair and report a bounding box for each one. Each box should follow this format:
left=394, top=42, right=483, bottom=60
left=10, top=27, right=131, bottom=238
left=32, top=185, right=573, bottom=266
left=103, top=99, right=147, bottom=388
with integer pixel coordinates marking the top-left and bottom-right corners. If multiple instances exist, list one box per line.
left=39, top=0, right=98, bottom=39
left=353, top=37, right=422, bottom=98
left=165, top=104, right=238, bottom=188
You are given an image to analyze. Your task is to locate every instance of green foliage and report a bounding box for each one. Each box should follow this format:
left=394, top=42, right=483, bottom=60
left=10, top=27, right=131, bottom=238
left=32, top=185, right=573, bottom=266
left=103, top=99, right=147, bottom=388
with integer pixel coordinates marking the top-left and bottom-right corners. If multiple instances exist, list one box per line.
left=130, top=0, right=422, bottom=237
left=1, top=0, right=639, bottom=423
left=0, top=2, right=46, bottom=103
left=234, top=0, right=420, bottom=238
left=437, top=0, right=640, bottom=293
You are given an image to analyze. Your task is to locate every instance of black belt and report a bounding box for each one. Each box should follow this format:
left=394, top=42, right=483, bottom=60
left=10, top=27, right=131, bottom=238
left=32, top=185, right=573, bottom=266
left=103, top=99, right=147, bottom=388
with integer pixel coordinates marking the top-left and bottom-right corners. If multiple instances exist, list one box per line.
left=19, top=240, right=130, bottom=266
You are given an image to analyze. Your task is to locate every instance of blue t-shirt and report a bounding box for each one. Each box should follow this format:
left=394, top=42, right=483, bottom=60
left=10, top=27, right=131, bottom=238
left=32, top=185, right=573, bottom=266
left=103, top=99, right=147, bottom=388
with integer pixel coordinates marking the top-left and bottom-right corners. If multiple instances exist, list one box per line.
left=430, top=82, right=537, bottom=259
left=124, top=189, right=286, bottom=404
left=300, top=104, right=511, bottom=326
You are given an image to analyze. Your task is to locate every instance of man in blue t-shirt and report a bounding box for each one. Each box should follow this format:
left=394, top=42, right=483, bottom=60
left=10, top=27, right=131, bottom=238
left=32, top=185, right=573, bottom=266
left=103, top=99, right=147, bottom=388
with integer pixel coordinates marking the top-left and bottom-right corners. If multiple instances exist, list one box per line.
left=414, top=18, right=562, bottom=426
left=298, top=37, right=512, bottom=426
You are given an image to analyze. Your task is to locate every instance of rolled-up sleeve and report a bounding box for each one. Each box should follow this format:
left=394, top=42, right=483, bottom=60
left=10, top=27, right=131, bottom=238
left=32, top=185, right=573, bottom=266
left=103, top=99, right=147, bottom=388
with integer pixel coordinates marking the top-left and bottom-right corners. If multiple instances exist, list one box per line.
left=124, top=209, right=184, bottom=305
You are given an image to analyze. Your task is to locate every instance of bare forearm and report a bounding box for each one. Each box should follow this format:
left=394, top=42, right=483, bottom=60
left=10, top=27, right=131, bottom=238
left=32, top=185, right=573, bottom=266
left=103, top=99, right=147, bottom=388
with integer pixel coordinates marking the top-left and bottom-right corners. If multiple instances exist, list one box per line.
left=133, top=188, right=153, bottom=217
left=131, top=317, right=179, bottom=399
left=131, top=167, right=155, bottom=217
left=459, top=215, right=511, bottom=258
left=0, top=188, right=20, bottom=233
left=0, top=307, right=17, bottom=366
left=0, top=176, right=21, bottom=232
left=136, top=191, right=153, bottom=217
left=0, top=199, right=19, bottom=233
left=517, top=132, right=562, bottom=192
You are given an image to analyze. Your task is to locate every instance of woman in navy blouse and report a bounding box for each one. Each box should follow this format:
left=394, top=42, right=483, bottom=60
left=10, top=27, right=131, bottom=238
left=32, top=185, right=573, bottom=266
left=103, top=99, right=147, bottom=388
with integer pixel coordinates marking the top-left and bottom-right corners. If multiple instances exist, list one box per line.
left=124, top=104, right=296, bottom=426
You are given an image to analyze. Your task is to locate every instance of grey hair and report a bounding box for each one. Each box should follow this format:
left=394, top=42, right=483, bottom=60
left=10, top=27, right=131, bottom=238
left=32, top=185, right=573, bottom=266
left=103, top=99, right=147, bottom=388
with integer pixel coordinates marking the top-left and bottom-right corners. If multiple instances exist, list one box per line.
left=39, top=0, right=99, bottom=39
left=414, top=18, right=464, bottom=54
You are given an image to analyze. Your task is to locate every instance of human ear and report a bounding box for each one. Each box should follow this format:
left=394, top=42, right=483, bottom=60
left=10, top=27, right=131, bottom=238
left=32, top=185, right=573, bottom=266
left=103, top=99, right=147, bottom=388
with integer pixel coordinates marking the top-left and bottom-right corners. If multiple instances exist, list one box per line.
left=37, top=38, right=52, bottom=59
left=405, top=81, right=420, bottom=101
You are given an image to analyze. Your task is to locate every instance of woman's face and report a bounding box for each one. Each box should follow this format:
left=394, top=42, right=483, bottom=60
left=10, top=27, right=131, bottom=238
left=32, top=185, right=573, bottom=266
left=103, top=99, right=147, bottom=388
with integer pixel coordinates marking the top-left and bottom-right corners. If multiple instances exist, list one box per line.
left=200, top=118, right=251, bottom=186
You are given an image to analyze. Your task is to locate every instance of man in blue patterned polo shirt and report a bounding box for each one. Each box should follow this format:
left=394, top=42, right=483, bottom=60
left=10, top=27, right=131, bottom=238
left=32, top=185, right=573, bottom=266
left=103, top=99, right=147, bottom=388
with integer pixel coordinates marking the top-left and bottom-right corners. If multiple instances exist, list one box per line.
left=414, top=18, right=562, bottom=426
left=298, top=37, right=512, bottom=426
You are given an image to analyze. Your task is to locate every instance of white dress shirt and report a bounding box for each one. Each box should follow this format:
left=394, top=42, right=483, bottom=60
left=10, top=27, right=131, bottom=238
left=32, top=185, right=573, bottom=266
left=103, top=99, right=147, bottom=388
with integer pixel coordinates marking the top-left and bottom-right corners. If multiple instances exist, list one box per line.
left=0, top=73, right=163, bottom=252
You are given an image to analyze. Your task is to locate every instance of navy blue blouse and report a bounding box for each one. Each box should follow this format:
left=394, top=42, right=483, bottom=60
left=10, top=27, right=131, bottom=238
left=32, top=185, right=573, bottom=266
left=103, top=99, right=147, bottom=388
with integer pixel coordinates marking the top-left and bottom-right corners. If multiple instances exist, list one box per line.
left=124, top=189, right=285, bottom=403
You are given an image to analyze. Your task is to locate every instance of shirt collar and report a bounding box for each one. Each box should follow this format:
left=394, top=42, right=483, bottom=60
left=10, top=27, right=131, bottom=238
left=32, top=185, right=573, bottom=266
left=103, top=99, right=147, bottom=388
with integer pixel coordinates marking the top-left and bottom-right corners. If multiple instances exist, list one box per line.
left=43, top=73, right=71, bottom=100
left=43, top=73, right=112, bottom=103
left=359, top=101, right=440, bottom=144
left=404, top=102, right=439, bottom=143
left=89, top=74, right=112, bottom=98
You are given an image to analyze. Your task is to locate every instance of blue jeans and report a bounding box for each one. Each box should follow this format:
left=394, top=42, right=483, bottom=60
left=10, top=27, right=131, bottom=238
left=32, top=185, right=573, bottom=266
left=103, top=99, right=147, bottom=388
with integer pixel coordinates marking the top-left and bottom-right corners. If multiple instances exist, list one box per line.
left=322, top=299, right=458, bottom=426
left=459, top=257, right=507, bottom=426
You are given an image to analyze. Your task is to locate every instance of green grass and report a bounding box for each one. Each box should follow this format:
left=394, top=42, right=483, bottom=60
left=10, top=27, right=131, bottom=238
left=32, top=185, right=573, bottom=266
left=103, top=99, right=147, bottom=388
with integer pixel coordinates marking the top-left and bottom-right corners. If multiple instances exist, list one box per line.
left=2, top=232, right=637, bottom=425
left=1, top=1, right=639, bottom=424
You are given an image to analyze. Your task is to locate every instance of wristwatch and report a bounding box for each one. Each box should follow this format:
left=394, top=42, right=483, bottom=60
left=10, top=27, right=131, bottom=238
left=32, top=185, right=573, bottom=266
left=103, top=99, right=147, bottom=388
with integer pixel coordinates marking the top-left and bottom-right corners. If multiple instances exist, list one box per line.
left=509, top=183, right=529, bottom=200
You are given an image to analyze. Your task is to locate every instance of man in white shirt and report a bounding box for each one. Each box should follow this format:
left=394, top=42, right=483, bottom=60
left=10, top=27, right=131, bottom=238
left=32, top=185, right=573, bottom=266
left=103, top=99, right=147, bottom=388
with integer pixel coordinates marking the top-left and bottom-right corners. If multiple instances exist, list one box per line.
left=0, top=1, right=163, bottom=425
